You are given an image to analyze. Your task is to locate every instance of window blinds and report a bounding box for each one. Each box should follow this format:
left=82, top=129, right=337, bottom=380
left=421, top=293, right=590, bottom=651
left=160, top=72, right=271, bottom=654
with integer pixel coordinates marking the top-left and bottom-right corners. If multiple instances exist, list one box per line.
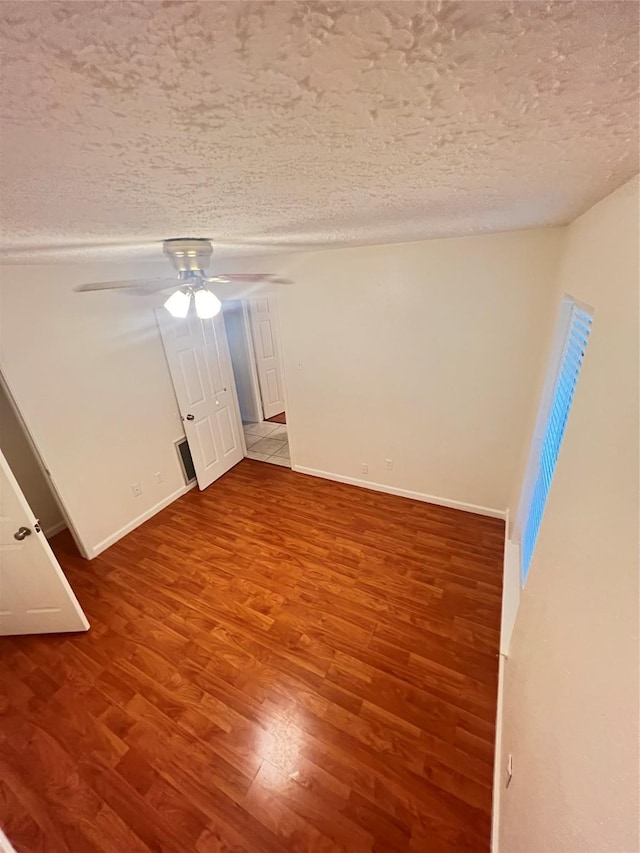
left=521, top=303, right=593, bottom=582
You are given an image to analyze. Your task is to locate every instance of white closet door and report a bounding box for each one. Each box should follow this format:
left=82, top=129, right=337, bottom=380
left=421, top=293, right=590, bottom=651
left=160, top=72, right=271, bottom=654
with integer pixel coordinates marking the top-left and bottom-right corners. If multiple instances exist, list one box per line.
left=248, top=296, right=285, bottom=420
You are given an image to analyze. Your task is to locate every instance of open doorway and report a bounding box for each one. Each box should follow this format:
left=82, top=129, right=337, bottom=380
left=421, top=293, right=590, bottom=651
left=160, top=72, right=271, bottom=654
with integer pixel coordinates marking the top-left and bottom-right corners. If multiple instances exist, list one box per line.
left=0, top=376, right=68, bottom=542
left=222, top=296, right=291, bottom=469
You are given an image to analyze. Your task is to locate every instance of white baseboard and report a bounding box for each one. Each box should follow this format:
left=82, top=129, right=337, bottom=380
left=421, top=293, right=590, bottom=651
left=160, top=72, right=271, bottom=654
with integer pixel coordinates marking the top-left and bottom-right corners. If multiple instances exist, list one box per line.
left=491, top=651, right=506, bottom=853
left=0, top=828, right=17, bottom=853
left=492, top=516, right=518, bottom=853
left=91, top=482, right=196, bottom=558
left=292, top=465, right=506, bottom=519
left=43, top=520, right=67, bottom=538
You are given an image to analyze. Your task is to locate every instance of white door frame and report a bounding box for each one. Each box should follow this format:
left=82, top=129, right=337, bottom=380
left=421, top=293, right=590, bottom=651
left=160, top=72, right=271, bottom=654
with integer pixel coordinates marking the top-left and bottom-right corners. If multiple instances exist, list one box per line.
left=0, top=368, right=90, bottom=559
left=244, top=292, right=295, bottom=467
left=217, top=310, right=248, bottom=457
left=222, top=291, right=295, bottom=466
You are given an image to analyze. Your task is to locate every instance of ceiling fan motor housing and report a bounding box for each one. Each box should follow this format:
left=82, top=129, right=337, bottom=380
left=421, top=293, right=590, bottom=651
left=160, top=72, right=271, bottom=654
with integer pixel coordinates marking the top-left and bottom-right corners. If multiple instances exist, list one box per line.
left=163, top=238, right=213, bottom=275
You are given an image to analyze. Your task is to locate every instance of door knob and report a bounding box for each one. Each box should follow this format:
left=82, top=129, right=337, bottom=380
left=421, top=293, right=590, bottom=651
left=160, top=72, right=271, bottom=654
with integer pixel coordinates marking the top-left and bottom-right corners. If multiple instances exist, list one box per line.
left=13, top=526, right=31, bottom=541
left=185, top=414, right=195, bottom=421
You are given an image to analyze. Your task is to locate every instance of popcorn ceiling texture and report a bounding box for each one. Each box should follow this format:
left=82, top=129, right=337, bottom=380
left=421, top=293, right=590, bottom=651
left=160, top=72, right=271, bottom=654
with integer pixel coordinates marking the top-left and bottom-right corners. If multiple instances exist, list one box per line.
left=0, top=0, right=638, bottom=259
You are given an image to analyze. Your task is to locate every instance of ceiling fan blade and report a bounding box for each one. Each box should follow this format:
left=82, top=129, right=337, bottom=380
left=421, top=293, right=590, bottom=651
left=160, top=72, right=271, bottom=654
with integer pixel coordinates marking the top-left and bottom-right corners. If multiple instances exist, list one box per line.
left=204, top=273, right=293, bottom=285
left=75, top=278, right=178, bottom=293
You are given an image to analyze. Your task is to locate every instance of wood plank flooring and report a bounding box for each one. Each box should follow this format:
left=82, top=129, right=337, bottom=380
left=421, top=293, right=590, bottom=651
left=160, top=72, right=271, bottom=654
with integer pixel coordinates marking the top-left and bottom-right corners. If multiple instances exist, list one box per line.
left=0, top=460, right=504, bottom=852
left=265, top=412, right=287, bottom=424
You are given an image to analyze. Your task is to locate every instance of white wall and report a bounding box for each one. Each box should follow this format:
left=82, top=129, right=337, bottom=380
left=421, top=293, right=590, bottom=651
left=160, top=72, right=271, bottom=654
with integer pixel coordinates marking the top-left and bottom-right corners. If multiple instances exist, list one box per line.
left=0, top=226, right=562, bottom=556
left=498, top=176, right=640, bottom=851
left=0, top=261, right=189, bottom=557
left=222, top=300, right=261, bottom=423
left=0, top=378, right=65, bottom=535
left=278, top=228, right=563, bottom=513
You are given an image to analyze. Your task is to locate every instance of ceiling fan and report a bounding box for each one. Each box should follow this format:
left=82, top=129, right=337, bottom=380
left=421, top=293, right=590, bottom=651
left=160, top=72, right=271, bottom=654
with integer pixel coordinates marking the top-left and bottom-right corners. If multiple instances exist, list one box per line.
left=75, top=238, right=292, bottom=319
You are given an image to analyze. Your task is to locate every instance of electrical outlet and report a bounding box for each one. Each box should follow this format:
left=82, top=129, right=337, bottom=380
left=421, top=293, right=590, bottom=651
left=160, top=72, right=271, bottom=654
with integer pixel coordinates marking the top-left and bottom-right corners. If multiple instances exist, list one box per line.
left=506, top=754, right=513, bottom=788
left=131, top=482, right=142, bottom=497
left=385, top=458, right=393, bottom=470
left=154, top=471, right=163, bottom=484
left=361, top=463, right=369, bottom=475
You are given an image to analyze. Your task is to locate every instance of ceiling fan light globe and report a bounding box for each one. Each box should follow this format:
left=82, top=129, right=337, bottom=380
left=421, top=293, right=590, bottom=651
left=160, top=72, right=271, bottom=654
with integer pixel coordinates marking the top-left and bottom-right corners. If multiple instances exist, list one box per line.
left=194, top=288, right=222, bottom=319
left=164, top=289, right=191, bottom=318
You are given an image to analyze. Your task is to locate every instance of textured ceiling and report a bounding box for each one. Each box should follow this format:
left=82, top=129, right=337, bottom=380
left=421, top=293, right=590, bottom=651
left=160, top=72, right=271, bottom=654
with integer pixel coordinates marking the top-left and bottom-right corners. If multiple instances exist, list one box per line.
left=0, top=0, right=638, bottom=260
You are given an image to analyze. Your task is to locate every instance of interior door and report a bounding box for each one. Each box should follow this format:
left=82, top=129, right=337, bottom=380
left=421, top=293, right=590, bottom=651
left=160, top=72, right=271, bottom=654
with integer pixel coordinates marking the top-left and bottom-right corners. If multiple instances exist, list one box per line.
left=0, top=449, right=89, bottom=636
left=156, top=308, right=244, bottom=490
left=248, top=296, right=286, bottom=420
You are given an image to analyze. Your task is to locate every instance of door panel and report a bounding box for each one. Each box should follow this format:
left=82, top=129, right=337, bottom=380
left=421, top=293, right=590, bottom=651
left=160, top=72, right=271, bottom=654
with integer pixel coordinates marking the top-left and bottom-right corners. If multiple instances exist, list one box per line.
left=195, top=417, right=219, bottom=469
left=179, top=349, right=206, bottom=404
left=259, top=320, right=275, bottom=358
left=249, top=297, right=286, bottom=419
left=0, top=450, right=89, bottom=636
left=217, top=407, right=237, bottom=455
left=156, top=309, right=244, bottom=490
left=265, top=368, right=279, bottom=405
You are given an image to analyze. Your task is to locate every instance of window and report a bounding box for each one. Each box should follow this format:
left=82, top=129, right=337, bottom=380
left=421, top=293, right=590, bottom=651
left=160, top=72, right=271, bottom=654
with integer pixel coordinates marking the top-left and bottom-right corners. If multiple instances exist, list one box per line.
left=518, top=297, right=593, bottom=583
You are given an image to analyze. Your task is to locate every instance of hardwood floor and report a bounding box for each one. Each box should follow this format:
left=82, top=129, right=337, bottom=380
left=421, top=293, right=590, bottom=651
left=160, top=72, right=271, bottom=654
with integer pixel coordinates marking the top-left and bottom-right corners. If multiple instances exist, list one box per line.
left=265, top=412, right=287, bottom=424
left=0, top=461, right=504, bottom=852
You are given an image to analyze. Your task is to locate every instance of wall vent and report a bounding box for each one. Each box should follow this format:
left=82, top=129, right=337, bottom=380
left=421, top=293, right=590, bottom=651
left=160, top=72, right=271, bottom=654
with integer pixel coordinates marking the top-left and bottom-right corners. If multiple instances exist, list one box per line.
left=175, top=438, right=196, bottom=485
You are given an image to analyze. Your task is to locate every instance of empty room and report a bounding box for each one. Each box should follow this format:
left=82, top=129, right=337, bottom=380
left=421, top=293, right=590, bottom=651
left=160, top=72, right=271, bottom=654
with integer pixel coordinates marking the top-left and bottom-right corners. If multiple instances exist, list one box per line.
left=0, top=2, right=638, bottom=852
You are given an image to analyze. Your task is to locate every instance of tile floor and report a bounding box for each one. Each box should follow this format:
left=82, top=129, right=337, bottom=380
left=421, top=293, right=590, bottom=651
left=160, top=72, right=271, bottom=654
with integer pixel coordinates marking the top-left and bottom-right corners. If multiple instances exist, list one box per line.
left=243, top=421, right=290, bottom=467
